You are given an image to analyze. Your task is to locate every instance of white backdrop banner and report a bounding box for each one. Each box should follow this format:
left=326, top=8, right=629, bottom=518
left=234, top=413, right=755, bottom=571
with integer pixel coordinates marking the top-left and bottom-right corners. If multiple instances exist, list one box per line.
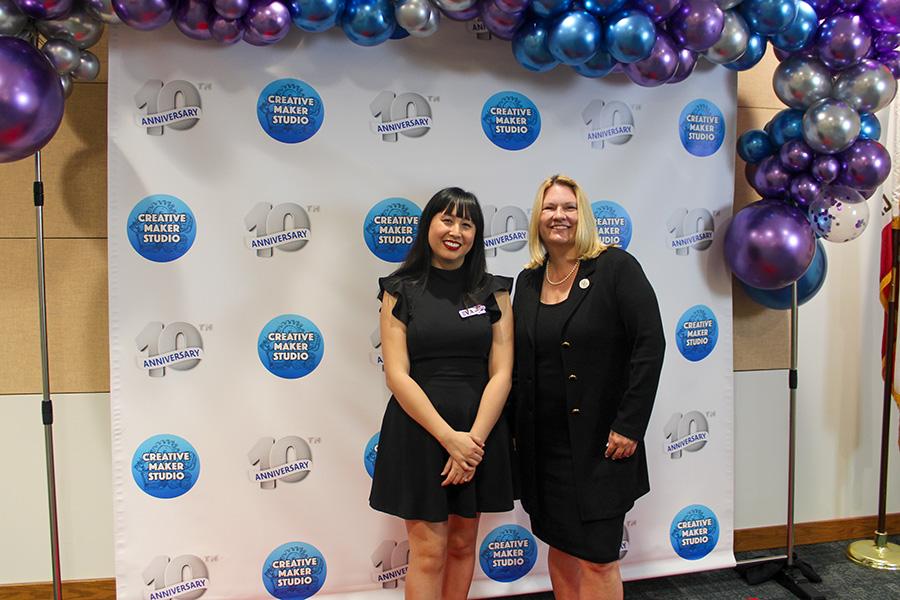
left=108, top=22, right=736, bottom=600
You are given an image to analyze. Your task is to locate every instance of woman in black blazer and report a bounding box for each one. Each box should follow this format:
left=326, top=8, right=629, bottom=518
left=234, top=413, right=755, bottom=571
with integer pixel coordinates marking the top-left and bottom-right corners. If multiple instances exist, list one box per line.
left=512, top=174, right=665, bottom=599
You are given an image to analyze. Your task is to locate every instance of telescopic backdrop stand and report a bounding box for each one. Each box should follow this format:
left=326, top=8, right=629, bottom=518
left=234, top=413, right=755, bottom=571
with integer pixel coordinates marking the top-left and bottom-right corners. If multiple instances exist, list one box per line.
left=735, top=283, right=826, bottom=600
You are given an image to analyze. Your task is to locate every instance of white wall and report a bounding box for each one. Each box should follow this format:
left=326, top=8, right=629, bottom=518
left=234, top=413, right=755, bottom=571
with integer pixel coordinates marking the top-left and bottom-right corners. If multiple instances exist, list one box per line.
left=2, top=216, right=899, bottom=584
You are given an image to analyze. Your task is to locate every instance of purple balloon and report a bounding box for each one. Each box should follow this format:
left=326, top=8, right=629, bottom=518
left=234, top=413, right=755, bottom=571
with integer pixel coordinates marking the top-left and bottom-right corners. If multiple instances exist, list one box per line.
left=779, top=139, right=814, bottom=172
left=243, top=0, right=290, bottom=44
left=724, top=199, right=817, bottom=289
left=838, top=138, right=892, bottom=189
left=874, top=31, right=900, bottom=52
left=623, top=30, right=677, bottom=86
left=441, top=4, right=481, bottom=20
left=175, top=0, right=214, bottom=39
left=481, top=1, right=524, bottom=39
left=806, top=0, right=838, bottom=18
left=634, top=0, right=681, bottom=22
left=837, top=0, right=862, bottom=8
left=863, top=0, right=900, bottom=34
left=773, top=45, right=817, bottom=62
left=13, top=0, right=72, bottom=19
left=878, top=48, right=900, bottom=75
left=0, top=38, right=65, bottom=164
left=668, top=0, right=724, bottom=52
left=494, top=0, right=530, bottom=14
left=667, top=46, right=698, bottom=84
left=789, top=173, right=821, bottom=208
left=113, top=0, right=175, bottom=29
left=211, top=14, right=244, bottom=42
left=816, top=13, right=873, bottom=70
left=753, top=155, right=792, bottom=197
left=214, top=0, right=248, bottom=18
left=811, top=154, right=841, bottom=183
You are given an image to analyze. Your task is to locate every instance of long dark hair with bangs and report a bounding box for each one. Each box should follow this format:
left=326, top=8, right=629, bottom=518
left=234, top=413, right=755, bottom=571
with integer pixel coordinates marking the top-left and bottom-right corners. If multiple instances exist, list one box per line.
left=391, top=187, right=488, bottom=301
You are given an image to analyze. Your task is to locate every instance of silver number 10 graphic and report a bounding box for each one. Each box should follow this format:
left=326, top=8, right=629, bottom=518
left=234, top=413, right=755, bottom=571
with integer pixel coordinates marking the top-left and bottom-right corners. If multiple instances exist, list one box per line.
left=370, top=91, right=432, bottom=142
left=248, top=436, right=313, bottom=489
left=371, top=539, right=410, bottom=589
left=134, top=80, right=202, bottom=136
left=664, top=411, right=709, bottom=459
left=135, top=322, right=203, bottom=377
left=245, top=202, right=311, bottom=257
left=143, top=555, right=208, bottom=600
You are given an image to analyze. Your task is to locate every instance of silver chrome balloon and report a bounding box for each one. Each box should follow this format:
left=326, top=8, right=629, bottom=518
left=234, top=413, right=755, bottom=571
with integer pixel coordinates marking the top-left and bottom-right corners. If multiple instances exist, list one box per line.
left=833, top=59, right=897, bottom=114
left=85, top=0, right=122, bottom=24
left=409, top=3, right=439, bottom=37
left=42, top=38, right=80, bottom=74
left=0, top=0, right=28, bottom=36
left=802, top=98, right=861, bottom=154
left=60, top=72, right=73, bottom=98
left=36, top=6, right=105, bottom=50
left=396, top=0, right=432, bottom=31
left=704, top=10, right=749, bottom=65
left=72, top=50, right=100, bottom=81
left=773, top=54, right=833, bottom=109
left=432, top=0, right=477, bottom=12
left=716, top=0, right=744, bottom=9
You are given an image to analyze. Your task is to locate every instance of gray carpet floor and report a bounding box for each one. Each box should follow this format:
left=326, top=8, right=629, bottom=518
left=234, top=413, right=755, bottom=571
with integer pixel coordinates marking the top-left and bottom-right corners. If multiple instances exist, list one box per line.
left=500, top=537, right=899, bottom=599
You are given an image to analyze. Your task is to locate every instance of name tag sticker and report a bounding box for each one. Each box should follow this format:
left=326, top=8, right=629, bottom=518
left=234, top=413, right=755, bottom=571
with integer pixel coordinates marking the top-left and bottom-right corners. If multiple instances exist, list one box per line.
left=459, top=305, right=487, bottom=319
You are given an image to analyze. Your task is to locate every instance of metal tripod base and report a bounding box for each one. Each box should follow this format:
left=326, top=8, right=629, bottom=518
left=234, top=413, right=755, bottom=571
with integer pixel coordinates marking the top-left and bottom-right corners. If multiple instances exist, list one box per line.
left=736, top=553, right=825, bottom=600
left=847, top=535, right=900, bottom=571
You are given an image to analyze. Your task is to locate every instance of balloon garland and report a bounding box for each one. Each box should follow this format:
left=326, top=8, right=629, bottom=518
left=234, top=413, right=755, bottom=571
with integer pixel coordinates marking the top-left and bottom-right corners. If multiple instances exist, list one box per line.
left=1, top=0, right=898, bottom=302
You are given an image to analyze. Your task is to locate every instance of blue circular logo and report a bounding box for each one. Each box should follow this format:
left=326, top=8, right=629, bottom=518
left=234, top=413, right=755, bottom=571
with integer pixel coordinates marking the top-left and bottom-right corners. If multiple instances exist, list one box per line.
left=257, top=79, right=324, bottom=144
left=481, top=91, right=541, bottom=151
left=258, top=315, right=325, bottom=379
left=363, top=198, right=421, bottom=263
left=679, top=100, right=725, bottom=157
left=676, top=305, right=719, bottom=362
left=132, top=434, right=200, bottom=499
left=127, top=194, right=196, bottom=263
left=670, top=504, right=719, bottom=560
left=479, top=524, right=538, bottom=582
left=262, top=542, right=327, bottom=599
left=591, top=200, right=633, bottom=249
left=364, top=432, right=379, bottom=478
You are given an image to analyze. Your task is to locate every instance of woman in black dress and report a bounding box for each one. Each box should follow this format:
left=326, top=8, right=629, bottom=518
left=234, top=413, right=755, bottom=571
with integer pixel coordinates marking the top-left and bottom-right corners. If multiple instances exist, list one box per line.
left=370, top=188, right=515, bottom=599
left=512, top=175, right=665, bottom=599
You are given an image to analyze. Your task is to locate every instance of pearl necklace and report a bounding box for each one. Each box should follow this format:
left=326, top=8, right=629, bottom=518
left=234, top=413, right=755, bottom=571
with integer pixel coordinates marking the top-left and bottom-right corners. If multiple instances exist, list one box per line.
left=545, top=260, right=579, bottom=286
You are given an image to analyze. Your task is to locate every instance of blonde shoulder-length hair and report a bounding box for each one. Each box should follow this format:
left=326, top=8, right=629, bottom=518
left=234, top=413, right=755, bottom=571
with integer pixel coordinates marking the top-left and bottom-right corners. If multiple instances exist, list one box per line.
left=525, top=174, right=607, bottom=269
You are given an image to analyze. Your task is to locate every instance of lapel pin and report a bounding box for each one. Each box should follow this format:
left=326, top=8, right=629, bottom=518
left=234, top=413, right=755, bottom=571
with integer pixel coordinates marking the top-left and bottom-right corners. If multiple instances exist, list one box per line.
left=579, top=278, right=590, bottom=289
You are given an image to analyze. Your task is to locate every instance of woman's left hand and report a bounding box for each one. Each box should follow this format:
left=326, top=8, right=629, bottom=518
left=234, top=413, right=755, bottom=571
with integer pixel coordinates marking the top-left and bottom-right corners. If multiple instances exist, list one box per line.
left=605, top=430, right=637, bottom=460
left=441, top=457, right=475, bottom=486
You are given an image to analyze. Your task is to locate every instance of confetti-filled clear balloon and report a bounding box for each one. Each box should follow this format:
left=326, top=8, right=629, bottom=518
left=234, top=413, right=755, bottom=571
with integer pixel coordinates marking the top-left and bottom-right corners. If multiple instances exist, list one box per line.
left=808, top=184, right=870, bottom=242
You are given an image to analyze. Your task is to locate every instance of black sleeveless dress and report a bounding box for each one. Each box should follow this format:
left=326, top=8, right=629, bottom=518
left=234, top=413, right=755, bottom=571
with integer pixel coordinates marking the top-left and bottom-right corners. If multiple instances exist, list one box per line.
left=369, top=267, right=515, bottom=522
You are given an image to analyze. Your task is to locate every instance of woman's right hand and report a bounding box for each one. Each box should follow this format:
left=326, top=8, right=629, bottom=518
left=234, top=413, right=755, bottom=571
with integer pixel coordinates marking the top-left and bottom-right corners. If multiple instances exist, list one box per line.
left=440, top=430, right=484, bottom=470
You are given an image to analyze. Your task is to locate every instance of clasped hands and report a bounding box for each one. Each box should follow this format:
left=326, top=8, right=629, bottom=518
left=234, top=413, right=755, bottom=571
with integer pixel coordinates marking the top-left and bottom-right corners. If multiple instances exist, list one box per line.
left=440, top=430, right=484, bottom=487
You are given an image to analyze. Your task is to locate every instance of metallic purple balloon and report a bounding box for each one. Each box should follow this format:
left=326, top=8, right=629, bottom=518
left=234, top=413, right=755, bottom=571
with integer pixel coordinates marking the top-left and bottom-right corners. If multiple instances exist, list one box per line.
left=667, top=47, right=697, bottom=84
left=668, top=0, right=723, bottom=52
left=0, top=37, right=65, bottom=164
left=836, top=0, right=861, bottom=8
left=243, top=0, right=290, bottom=44
left=874, top=31, right=900, bottom=52
left=753, top=155, right=792, bottom=197
left=441, top=4, right=480, bottom=20
left=13, top=0, right=72, bottom=19
left=724, top=199, right=817, bottom=290
left=806, top=0, right=838, bottom=18
left=862, top=0, right=900, bottom=34
left=878, top=48, right=900, bottom=76
left=789, top=173, right=821, bottom=209
left=838, top=138, right=892, bottom=189
left=113, top=0, right=175, bottom=29
left=635, top=0, right=681, bottom=22
left=211, top=14, right=244, bottom=42
left=214, top=0, right=248, bottom=18
left=175, top=0, right=214, bottom=39
left=494, top=0, right=529, bottom=14
left=623, top=30, right=677, bottom=86
left=480, top=0, right=524, bottom=40
left=779, top=138, right=814, bottom=172
left=815, top=13, right=873, bottom=70
left=811, top=154, right=841, bottom=183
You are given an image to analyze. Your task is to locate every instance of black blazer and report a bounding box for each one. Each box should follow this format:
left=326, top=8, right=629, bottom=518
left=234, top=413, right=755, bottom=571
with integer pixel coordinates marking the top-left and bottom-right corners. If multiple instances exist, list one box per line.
left=512, top=247, right=666, bottom=520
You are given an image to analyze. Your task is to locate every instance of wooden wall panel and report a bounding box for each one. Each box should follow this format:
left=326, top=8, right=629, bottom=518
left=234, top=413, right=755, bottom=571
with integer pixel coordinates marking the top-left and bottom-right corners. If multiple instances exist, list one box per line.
left=0, top=239, right=109, bottom=394
left=737, top=47, right=783, bottom=111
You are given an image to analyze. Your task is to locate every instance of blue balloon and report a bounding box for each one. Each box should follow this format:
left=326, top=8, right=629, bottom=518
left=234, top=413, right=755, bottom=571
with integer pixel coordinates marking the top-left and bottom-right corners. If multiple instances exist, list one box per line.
left=739, top=0, right=797, bottom=35
left=724, top=33, right=767, bottom=70
left=512, top=19, right=560, bottom=71
left=532, top=0, right=572, bottom=18
left=581, top=0, right=627, bottom=17
left=341, top=0, right=394, bottom=46
left=768, top=108, right=804, bottom=146
left=771, top=0, right=817, bottom=51
left=738, top=129, right=775, bottom=163
left=288, top=0, right=344, bottom=32
left=604, top=9, right=656, bottom=63
left=548, top=10, right=603, bottom=65
left=573, top=47, right=616, bottom=76
left=740, top=240, right=828, bottom=309
left=859, top=112, right=882, bottom=140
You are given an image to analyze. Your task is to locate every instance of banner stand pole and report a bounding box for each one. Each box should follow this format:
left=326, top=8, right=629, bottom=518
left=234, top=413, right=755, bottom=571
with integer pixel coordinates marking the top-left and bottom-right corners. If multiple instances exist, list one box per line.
left=846, top=216, right=900, bottom=570
left=736, top=282, right=825, bottom=599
